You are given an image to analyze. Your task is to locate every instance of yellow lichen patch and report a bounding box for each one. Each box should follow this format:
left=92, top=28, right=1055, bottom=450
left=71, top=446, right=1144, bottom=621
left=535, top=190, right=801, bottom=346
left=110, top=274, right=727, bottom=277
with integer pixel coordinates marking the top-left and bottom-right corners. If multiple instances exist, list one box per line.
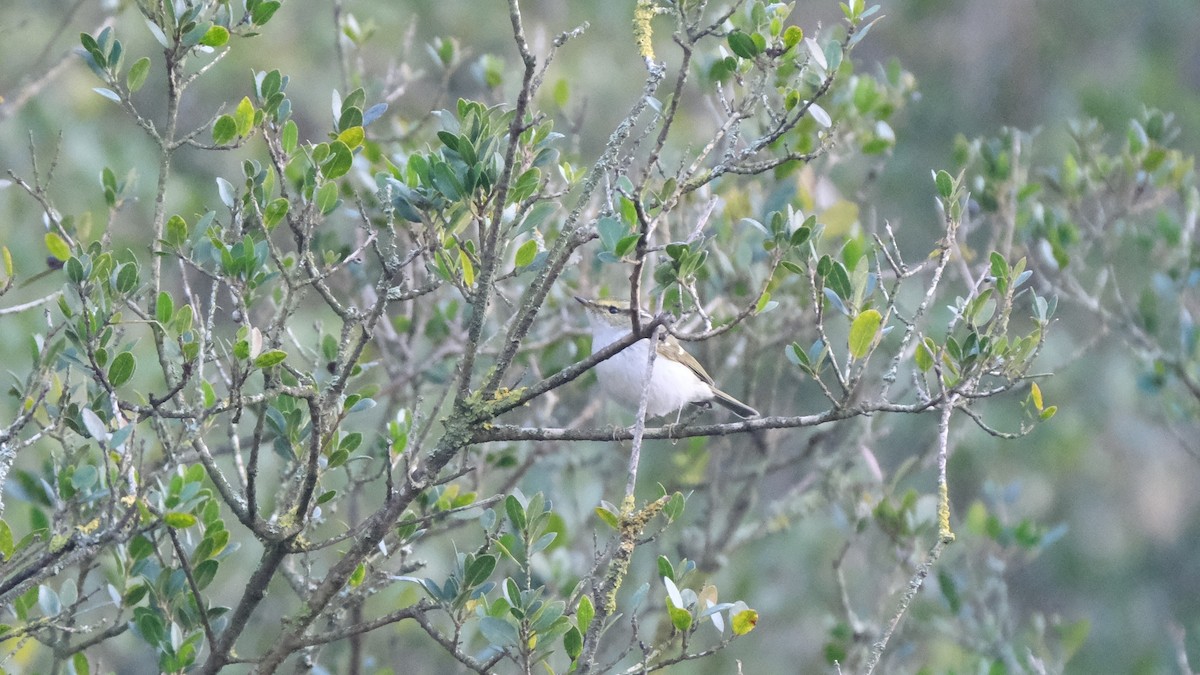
left=937, top=480, right=956, bottom=543
left=633, top=0, right=658, bottom=61
left=76, top=518, right=101, bottom=535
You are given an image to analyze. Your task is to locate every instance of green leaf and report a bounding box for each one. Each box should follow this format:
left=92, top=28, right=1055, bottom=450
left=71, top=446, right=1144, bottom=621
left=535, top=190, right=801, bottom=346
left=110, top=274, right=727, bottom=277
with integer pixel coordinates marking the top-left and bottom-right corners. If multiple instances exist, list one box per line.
left=816, top=254, right=832, bottom=278
left=349, top=563, right=366, bottom=587
left=185, top=463, right=205, bottom=484
left=752, top=32, right=768, bottom=54
left=163, top=512, right=197, bottom=528
left=727, top=30, right=759, bottom=59
left=135, top=608, right=164, bottom=644
left=989, top=250, right=1008, bottom=282
left=316, top=182, right=339, bottom=215
left=458, top=248, right=475, bottom=286
left=657, top=555, right=675, bottom=581
left=234, top=96, right=255, bottom=137
left=505, top=494, right=526, bottom=531
left=213, top=115, right=237, bottom=145
left=663, top=491, right=685, bottom=522
left=337, top=106, right=363, bottom=133
left=614, top=233, right=641, bottom=258
left=464, top=554, right=497, bottom=588
left=45, top=232, right=71, bottom=262
left=192, top=535, right=217, bottom=563
left=337, top=126, right=364, bottom=149
left=338, top=431, right=363, bottom=453
left=0, top=519, right=14, bottom=561
left=430, top=161, right=463, bottom=199
left=263, top=198, right=289, bottom=230
left=783, top=25, right=804, bottom=50
left=165, top=214, right=188, bottom=247
left=934, top=169, right=954, bottom=199
left=915, top=337, right=935, bottom=372
left=193, top=559, right=218, bottom=590
left=100, top=167, right=120, bottom=206
left=563, top=626, right=583, bottom=660
left=667, top=602, right=692, bottom=631
left=108, top=352, right=136, bottom=387
left=437, top=130, right=459, bottom=152
left=755, top=291, right=772, bottom=314
left=281, top=119, right=299, bottom=154
left=322, top=140, right=353, bottom=179
left=80, top=32, right=101, bottom=59
left=155, top=291, right=174, bottom=325
left=514, top=239, right=538, bottom=267
left=1030, top=382, right=1044, bottom=411
left=128, top=535, right=154, bottom=561
left=259, top=69, right=282, bottom=98
left=253, top=349, right=287, bottom=368
left=326, top=446, right=350, bottom=468
left=72, top=652, right=90, bottom=675
left=789, top=225, right=811, bottom=247
left=594, top=505, right=618, bottom=529
left=825, top=260, right=852, bottom=301
left=127, top=56, right=151, bottom=92
left=577, top=594, right=595, bottom=630
left=250, top=0, right=281, bottom=25
left=1056, top=618, right=1091, bottom=659
left=786, top=341, right=810, bottom=369
left=203, top=530, right=230, bottom=560
left=181, top=21, right=211, bottom=48
left=199, top=25, right=229, bottom=47
left=509, top=167, right=540, bottom=202
left=848, top=309, right=882, bottom=359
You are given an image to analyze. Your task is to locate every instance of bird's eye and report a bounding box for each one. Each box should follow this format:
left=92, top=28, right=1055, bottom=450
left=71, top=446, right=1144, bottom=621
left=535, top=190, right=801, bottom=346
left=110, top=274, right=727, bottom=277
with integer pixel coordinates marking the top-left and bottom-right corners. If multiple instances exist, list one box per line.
left=608, top=306, right=620, bottom=315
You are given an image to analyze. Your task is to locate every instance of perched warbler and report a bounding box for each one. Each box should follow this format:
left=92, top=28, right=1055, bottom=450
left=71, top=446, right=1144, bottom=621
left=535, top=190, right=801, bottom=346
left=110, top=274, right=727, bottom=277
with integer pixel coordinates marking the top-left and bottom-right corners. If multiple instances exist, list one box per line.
left=576, top=296, right=759, bottom=419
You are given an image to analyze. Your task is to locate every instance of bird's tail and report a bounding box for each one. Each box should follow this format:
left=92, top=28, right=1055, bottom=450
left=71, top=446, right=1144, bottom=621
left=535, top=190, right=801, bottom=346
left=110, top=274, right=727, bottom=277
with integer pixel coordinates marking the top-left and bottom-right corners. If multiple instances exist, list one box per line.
left=711, top=388, right=759, bottom=418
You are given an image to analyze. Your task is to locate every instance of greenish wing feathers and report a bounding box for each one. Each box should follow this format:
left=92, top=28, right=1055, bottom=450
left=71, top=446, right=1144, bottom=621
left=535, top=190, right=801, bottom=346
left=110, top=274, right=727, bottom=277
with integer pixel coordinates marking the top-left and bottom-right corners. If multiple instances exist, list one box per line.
left=659, top=336, right=714, bottom=384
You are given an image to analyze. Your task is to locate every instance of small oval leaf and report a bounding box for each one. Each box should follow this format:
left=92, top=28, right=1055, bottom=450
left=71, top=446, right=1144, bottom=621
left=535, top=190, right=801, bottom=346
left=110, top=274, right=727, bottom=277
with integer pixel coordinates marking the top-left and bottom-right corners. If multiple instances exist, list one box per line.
left=45, top=233, right=71, bottom=262
left=127, top=56, right=151, bottom=92
left=848, top=309, right=883, bottom=359
left=935, top=170, right=954, bottom=199
left=163, top=512, right=197, bottom=528
left=732, top=608, right=758, bottom=635
left=199, top=25, right=229, bottom=47
left=253, top=349, right=287, bottom=368
left=514, top=239, right=538, bottom=267
left=108, top=352, right=136, bottom=387
left=727, top=31, right=759, bottom=59
left=213, top=115, right=237, bottom=145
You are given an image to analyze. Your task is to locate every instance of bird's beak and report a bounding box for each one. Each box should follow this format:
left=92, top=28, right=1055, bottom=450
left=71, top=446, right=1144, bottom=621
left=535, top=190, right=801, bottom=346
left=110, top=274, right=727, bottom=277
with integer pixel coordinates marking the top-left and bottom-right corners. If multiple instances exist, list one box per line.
left=574, top=295, right=587, bottom=306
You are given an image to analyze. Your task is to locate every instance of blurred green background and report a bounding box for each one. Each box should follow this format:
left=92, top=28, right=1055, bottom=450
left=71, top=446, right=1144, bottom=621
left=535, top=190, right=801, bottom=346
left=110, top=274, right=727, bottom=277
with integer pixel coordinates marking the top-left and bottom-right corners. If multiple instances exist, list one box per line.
left=3, top=0, right=1200, bottom=672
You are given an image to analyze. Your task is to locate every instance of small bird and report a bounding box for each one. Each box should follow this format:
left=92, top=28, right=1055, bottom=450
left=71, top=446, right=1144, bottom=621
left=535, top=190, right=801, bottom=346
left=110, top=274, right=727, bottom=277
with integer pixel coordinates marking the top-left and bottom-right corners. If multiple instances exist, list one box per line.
left=576, top=296, right=759, bottom=419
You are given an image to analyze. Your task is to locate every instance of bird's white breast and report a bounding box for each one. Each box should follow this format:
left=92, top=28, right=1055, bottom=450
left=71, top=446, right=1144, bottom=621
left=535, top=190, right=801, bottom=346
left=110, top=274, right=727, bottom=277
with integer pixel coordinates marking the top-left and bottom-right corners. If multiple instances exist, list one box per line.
left=588, top=322, right=713, bottom=417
